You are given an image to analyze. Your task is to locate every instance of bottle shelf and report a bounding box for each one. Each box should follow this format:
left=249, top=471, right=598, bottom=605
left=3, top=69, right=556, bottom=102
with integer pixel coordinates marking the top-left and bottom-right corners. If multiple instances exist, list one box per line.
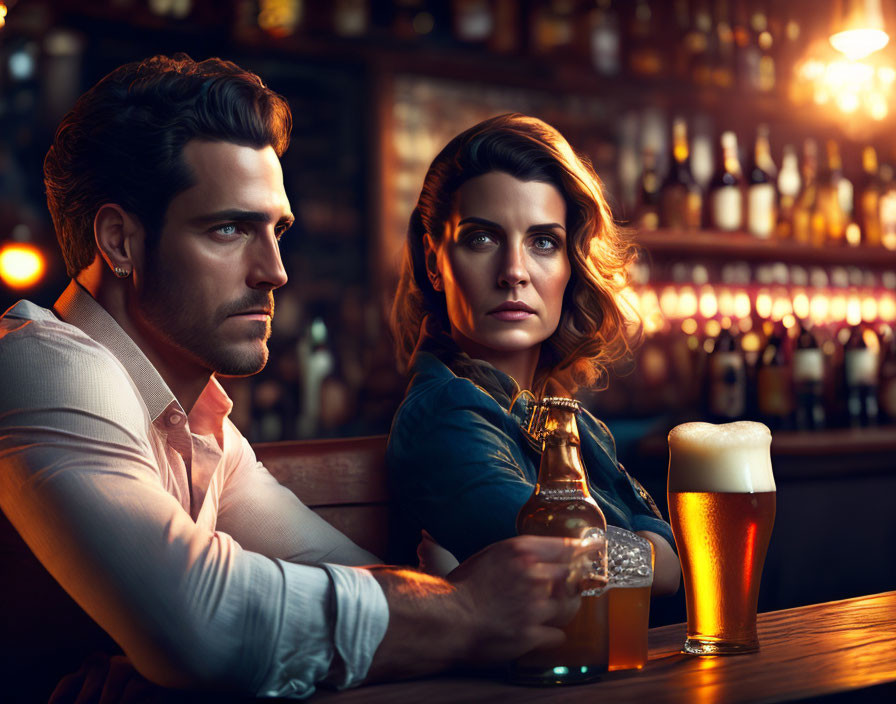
left=634, top=229, right=896, bottom=270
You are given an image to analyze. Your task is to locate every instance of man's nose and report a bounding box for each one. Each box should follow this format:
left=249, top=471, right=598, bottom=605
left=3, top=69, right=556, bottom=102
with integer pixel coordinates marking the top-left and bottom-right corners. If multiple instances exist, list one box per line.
left=497, top=243, right=529, bottom=288
left=248, top=230, right=288, bottom=290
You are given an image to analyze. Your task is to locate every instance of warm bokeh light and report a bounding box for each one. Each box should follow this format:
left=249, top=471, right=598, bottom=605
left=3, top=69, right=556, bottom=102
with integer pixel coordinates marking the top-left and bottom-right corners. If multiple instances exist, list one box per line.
left=797, top=57, right=894, bottom=119
left=831, top=294, right=848, bottom=322
left=0, top=3, right=7, bottom=30
left=810, top=294, right=831, bottom=324
left=678, top=286, right=698, bottom=318
left=862, top=295, right=878, bottom=322
left=0, top=243, right=46, bottom=289
left=846, top=296, right=862, bottom=326
left=698, top=288, right=718, bottom=319
left=880, top=294, right=896, bottom=321
left=681, top=318, right=698, bottom=336
left=793, top=292, right=810, bottom=319
left=830, top=29, right=889, bottom=61
left=742, top=332, right=761, bottom=353
left=659, top=286, right=679, bottom=320
left=734, top=291, right=752, bottom=320
left=755, top=290, right=773, bottom=319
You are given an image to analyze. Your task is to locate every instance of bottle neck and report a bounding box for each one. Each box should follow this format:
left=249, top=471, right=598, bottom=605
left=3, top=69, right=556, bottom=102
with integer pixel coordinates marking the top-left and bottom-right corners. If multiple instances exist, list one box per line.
left=535, top=407, right=591, bottom=491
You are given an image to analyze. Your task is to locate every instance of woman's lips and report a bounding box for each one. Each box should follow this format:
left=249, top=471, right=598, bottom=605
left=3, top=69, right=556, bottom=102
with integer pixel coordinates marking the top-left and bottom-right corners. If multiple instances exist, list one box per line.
left=489, top=309, right=534, bottom=321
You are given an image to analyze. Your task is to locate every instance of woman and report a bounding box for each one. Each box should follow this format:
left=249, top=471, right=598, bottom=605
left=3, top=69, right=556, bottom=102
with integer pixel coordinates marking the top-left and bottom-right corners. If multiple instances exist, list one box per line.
left=388, top=114, right=679, bottom=594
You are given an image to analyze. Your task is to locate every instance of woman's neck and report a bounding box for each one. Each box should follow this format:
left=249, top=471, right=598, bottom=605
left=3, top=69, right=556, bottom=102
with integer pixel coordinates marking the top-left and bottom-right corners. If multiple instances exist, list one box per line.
left=450, top=330, right=540, bottom=391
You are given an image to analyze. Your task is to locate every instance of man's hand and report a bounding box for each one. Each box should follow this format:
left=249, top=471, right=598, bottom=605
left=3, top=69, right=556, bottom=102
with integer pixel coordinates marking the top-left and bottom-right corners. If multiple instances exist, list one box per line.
left=365, top=535, right=587, bottom=682
left=446, top=536, right=587, bottom=660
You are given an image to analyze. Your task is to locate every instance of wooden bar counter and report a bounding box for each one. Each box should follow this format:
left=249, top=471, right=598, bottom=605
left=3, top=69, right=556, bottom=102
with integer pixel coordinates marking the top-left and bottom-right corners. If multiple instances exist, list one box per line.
left=313, top=591, right=896, bottom=703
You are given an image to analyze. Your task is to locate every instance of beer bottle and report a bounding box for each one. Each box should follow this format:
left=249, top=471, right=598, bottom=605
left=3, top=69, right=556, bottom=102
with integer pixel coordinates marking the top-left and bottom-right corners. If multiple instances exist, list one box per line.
left=709, top=131, right=744, bottom=232
left=878, top=165, right=896, bottom=250
left=792, top=139, right=819, bottom=245
left=638, top=148, right=661, bottom=231
left=844, top=326, right=880, bottom=428
left=511, top=396, right=609, bottom=685
left=776, top=144, right=801, bottom=240
left=706, top=326, right=747, bottom=421
left=756, top=323, right=794, bottom=430
left=793, top=322, right=826, bottom=431
left=815, top=140, right=846, bottom=247
left=859, top=146, right=882, bottom=247
left=661, top=117, right=703, bottom=231
left=746, top=125, right=777, bottom=239
left=878, top=327, right=896, bottom=423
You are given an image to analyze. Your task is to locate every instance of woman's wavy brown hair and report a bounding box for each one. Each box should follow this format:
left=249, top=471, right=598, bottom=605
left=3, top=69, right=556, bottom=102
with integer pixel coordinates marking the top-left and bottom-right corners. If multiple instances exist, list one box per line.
left=390, top=113, right=638, bottom=394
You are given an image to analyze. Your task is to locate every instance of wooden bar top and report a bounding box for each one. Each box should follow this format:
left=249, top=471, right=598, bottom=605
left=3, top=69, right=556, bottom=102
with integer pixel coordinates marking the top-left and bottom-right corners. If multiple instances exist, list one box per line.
left=313, top=591, right=896, bottom=703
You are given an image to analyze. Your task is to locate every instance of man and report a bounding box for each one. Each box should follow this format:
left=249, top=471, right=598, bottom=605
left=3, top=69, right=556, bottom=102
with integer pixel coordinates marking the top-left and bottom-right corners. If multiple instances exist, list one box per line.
left=0, top=55, right=586, bottom=700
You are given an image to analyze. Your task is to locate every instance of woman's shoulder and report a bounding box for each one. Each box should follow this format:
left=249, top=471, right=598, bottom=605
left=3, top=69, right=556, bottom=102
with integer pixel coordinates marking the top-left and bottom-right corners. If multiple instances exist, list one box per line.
left=398, top=352, right=508, bottom=417
left=576, top=405, right=619, bottom=465
left=388, top=353, right=519, bottom=456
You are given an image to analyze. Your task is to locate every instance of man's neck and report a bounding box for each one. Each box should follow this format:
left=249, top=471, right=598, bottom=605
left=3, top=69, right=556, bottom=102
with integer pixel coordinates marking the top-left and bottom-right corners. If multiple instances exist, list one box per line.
left=77, top=269, right=211, bottom=414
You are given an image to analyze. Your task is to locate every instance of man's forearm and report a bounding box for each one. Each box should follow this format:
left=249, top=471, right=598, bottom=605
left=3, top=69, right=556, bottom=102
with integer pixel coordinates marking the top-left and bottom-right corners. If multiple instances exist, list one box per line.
left=364, top=567, right=472, bottom=682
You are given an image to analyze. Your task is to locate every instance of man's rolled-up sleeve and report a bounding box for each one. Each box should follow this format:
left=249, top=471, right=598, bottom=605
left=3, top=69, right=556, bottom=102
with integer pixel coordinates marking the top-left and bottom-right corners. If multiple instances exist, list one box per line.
left=0, top=330, right=388, bottom=698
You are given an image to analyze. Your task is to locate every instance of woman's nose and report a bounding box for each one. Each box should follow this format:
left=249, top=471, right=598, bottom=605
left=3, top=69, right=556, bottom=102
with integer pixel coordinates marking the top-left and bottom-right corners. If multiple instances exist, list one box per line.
left=497, top=244, right=529, bottom=288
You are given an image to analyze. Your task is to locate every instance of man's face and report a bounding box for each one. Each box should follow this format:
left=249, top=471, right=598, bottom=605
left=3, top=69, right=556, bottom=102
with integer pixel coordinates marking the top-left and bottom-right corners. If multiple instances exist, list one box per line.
left=133, top=140, right=292, bottom=377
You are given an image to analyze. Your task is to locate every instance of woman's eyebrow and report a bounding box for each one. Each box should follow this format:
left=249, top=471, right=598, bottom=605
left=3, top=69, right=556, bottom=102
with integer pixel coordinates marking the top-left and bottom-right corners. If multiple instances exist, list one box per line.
left=527, top=222, right=566, bottom=233
left=457, top=216, right=500, bottom=228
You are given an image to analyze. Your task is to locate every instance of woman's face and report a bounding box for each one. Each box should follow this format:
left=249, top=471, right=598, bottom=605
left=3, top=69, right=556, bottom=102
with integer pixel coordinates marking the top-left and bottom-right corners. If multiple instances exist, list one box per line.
left=427, top=171, right=571, bottom=365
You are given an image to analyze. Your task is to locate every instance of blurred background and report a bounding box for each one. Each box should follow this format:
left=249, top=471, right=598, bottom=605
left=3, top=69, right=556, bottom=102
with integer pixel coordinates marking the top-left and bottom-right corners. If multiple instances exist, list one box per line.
left=2, top=0, right=896, bottom=614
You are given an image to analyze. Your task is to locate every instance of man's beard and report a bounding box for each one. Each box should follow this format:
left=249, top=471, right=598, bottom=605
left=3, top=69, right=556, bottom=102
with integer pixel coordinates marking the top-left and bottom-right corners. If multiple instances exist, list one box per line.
left=136, top=252, right=275, bottom=377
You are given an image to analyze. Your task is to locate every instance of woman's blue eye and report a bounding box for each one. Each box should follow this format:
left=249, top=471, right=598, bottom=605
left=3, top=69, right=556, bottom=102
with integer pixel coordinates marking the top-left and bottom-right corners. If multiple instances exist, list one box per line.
left=533, top=235, right=558, bottom=251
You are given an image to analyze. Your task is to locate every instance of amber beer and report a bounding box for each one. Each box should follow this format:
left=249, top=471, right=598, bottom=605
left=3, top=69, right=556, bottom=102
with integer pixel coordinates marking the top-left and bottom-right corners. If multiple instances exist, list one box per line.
left=667, top=421, right=776, bottom=655
left=511, top=396, right=609, bottom=685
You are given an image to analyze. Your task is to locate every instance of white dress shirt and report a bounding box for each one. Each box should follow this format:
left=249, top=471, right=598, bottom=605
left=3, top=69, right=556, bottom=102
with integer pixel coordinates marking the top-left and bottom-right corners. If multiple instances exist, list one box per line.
left=0, top=281, right=389, bottom=698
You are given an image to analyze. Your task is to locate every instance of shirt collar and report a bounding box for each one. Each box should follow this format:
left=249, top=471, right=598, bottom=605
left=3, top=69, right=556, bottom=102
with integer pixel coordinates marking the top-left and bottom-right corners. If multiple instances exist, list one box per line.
left=53, top=280, right=181, bottom=422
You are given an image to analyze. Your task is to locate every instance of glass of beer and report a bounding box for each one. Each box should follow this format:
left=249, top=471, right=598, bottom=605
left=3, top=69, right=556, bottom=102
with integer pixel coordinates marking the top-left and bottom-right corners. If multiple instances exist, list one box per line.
left=667, top=421, right=776, bottom=655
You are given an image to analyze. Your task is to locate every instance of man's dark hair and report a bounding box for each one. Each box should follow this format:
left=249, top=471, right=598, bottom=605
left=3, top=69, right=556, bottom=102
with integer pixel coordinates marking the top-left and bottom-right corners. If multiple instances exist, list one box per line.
left=44, top=54, right=292, bottom=277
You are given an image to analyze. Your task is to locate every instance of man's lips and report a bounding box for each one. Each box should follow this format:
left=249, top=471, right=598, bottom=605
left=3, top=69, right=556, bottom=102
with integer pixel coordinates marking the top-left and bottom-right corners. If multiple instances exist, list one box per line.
left=228, top=310, right=272, bottom=321
left=488, top=301, right=535, bottom=321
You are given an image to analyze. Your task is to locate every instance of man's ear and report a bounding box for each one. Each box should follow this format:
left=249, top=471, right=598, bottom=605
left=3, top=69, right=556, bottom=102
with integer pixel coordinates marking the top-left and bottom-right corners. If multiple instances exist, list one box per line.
left=422, top=233, right=442, bottom=292
left=94, top=204, right=144, bottom=278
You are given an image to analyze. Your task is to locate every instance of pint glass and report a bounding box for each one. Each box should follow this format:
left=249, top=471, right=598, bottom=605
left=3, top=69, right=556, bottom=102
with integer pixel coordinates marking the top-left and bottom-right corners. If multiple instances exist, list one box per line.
left=667, top=421, right=776, bottom=655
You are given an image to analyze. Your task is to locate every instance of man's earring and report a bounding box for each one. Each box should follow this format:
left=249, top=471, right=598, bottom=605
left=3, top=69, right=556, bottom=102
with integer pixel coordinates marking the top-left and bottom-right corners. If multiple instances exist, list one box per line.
left=113, top=266, right=131, bottom=279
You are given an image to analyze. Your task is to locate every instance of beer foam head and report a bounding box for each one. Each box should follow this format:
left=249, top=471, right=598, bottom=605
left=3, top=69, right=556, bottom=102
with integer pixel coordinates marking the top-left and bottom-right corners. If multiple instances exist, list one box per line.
left=667, top=421, right=776, bottom=493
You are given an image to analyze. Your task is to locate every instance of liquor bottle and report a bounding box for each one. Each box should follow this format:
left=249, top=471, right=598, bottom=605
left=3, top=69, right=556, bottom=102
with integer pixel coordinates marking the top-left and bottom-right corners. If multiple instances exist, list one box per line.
left=793, top=322, right=826, bottom=431
left=712, top=0, right=736, bottom=88
left=589, top=0, right=621, bottom=76
left=747, top=125, right=777, bottom=238
left=753, top=3, right=775, bottom=92
left=512, top=395, right=609, bottom=685
left=333, top=0, right=370, bottom=36
left=706, top=326, right=747, bottom=421
left=638, top=148, right=661, bottom=231
left=531, top=0, right=575, bottom=57
left=452, top=0, right=494, bottom=44
left=661, top=117, right=703, bottom=231
left=815, top=140, right=846, bottom=247
left=709, top=130, right=744, bottom=231
left=687, top=0, right=713, bottom=86
left=756, top=323, right=794, bottom=430
left=878, top=165, right=896, bottom=250
left=879, top=328, right=896, bottom=423
left=628, top=0, right=664, bottom=76
left=859, top=146, right=883, bottom=247
left=792, top=139, right=820, bottom=245
left=843, top=326, right=879, bottom=427
left=776, top=143, right=801, bottom=239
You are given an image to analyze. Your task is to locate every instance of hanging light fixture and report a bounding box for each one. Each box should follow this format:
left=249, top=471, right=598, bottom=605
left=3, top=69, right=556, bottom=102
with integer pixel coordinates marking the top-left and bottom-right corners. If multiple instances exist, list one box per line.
left=830, top=0, right=889, bottom=60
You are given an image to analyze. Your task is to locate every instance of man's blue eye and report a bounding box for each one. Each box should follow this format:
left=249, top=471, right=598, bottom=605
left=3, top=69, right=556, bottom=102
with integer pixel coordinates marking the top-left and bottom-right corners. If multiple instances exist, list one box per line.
left=218, top=224, right=238, bottom=236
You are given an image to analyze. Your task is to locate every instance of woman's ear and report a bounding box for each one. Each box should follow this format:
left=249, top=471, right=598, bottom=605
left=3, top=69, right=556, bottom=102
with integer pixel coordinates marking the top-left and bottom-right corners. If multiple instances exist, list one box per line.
left=94, top=204, right=144, bottom=279
left=422, top=233, right=443, bottom=292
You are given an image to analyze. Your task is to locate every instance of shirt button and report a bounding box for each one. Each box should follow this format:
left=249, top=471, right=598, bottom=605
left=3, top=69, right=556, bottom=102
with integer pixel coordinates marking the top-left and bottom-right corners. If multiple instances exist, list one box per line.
left=168, top=413, right=183, bottom=425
